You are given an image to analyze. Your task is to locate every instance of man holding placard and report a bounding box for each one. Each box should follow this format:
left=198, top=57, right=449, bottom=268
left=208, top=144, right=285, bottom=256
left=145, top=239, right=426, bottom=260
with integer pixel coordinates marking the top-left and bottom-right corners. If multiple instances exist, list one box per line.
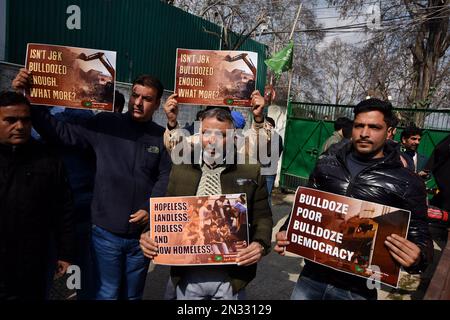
left=140, top=107, right=273, bottom=300
left=13, top=69, right=171, bottom=300
left=0, top=91, right=74, bottom=300
left=275, top=98, right=433, bottom=300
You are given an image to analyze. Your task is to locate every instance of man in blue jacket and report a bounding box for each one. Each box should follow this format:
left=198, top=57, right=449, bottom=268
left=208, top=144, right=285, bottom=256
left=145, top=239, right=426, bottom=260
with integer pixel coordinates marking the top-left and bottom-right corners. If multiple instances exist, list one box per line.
left=13, top=69, right=171, bottom=300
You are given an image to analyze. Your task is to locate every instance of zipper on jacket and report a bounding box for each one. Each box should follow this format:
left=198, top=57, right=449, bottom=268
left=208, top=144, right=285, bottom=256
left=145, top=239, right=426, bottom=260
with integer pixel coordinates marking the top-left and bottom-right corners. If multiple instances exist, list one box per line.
left=343, top=156, right=389, bottom=197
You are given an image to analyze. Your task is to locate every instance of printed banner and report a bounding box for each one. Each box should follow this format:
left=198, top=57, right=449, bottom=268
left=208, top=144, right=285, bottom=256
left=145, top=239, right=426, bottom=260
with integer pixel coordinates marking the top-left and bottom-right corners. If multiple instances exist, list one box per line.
left=174, top=49, right=258, bottom=107
left=25, top=43, right=116, bottom=111
left=286, top=187, right=411, bottom=287
left=150, top=194, right=249, bottom=265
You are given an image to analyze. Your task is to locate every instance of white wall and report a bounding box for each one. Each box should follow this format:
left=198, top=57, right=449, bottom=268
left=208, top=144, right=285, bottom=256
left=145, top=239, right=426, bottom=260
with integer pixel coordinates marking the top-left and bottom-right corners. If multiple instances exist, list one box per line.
left=267, top=104, right=288, bottom=187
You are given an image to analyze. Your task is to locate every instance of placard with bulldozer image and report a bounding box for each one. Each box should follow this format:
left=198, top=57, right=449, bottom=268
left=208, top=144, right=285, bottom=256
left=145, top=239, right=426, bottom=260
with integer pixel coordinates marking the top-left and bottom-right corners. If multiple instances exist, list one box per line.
left=25, top=43, right=116, bottom=111
left=286, top=187, right=411, bottom=288
left=174, top=48, right=257, bottom=107
left=150, top=194, right=249, bottom=266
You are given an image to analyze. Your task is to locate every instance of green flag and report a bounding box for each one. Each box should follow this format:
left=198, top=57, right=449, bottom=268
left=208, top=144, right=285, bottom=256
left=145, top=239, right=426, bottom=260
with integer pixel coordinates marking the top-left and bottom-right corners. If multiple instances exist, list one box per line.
left=264, top=40, right=294, bottom=79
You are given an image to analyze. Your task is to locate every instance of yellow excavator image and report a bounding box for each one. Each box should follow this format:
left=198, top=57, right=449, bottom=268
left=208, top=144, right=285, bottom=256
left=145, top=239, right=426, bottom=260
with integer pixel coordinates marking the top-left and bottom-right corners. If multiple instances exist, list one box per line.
left=75, top=52, right=115, bottom=104
left=221, top=53, right=256, bottom=100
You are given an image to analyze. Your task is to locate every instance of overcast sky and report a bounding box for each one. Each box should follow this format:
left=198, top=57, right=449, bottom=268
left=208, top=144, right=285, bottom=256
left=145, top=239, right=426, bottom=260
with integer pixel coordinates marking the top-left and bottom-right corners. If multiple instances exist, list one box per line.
left=315, top=0, right=373, bottom=50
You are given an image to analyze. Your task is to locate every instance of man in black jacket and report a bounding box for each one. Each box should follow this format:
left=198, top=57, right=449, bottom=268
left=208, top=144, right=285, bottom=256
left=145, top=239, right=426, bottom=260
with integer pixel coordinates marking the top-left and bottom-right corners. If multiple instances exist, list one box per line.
left=275, top=98, right=433, bottom=300
left=401, top=125, right=429, bottom=176
left=0, top=91, right=74, bottom=300
left=13, top=70, right=172, bottom=300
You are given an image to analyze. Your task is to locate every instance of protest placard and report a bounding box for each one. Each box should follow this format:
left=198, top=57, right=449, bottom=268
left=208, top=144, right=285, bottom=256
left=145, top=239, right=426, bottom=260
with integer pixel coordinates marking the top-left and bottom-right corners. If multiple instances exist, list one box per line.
left=25, top=43, right=116, bottom=111
left=286, top=187, right=410, bottom=287
left=174, top=49, right=257, bottom=107
left=150, top=194, right=249, bottom=265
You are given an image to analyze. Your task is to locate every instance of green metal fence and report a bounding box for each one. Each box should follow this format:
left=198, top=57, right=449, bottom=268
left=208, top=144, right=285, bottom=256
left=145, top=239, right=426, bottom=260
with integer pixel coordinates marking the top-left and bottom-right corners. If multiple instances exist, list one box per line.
left=5, top=0, right=267, bottom=92
left=280, top=101, right=450, bottom=191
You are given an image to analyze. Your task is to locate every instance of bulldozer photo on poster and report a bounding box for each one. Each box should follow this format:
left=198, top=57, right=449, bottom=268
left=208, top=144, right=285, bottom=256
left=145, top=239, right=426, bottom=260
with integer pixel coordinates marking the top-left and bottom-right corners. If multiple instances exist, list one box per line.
left=220, top=53, right=256, bottom=100
left=75, top=51, right=115, bottom=106
left=174, top=49, right=258, bottom=107
left=25, top=43, right=117, bottom=111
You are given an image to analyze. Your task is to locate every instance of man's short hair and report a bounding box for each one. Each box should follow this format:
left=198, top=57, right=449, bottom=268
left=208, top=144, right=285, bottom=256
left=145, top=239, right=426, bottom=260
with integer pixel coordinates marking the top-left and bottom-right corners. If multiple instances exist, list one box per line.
left=114, top=90, right=125, bottom=112
left=195, top=110, right=205, bottom=121
left=266, top=116, right=276, bottom=128
left=204, top=106, right=231, bottom=114
left=334, top=117, right=352, bottom=132
left=0, top=91, right=31, bottom=108
left=401, top=125, right=423, bottom=140
left=132, top=75, right=164, bottom=100
left=342, top=119, right=354, bottom=139
left=386, top=113, right=399, bottom=128
left=201, top=107, right=235, bottom=128
left=353, top=98, right=393, bottom=125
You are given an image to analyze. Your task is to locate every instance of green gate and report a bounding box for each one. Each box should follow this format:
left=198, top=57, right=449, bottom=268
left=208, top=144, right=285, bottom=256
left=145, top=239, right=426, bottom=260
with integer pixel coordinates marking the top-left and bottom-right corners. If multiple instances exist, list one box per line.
left=4, top=0, right=267, bottom=92
left=280, top=101, right=450, bottom=192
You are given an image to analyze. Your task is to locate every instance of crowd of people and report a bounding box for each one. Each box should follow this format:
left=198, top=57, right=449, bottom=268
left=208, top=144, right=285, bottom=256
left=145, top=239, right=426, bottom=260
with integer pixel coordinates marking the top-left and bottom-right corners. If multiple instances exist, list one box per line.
left=0, top=66, right=448, bottom=301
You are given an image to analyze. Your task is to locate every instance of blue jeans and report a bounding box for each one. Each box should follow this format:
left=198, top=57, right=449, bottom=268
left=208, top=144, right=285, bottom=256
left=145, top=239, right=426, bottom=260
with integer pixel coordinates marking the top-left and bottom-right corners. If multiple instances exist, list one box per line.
left=264, top=175, right=276, bottom=207
left=91, top=224, right=149, bottom=300
left=291, top=275, right=368, bottom=300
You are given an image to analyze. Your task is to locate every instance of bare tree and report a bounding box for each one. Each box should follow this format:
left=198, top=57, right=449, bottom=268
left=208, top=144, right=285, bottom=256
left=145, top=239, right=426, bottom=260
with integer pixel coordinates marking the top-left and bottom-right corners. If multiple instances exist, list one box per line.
left=258, top=1, right=325, bottom=104
left=166, top=0, right=326, bottom=105
left=166, top=0, right=269, bottom=50
left=316, top=38, right=360, bottom=105
left=328, top=0, right=449, bottom=115
left=405, top=0, right=449, bottom=109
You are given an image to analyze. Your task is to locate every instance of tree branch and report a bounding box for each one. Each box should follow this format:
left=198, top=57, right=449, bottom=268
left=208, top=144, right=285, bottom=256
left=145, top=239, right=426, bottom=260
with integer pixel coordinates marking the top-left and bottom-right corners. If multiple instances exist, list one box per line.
left=233, top=16, right=267, bottom=50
